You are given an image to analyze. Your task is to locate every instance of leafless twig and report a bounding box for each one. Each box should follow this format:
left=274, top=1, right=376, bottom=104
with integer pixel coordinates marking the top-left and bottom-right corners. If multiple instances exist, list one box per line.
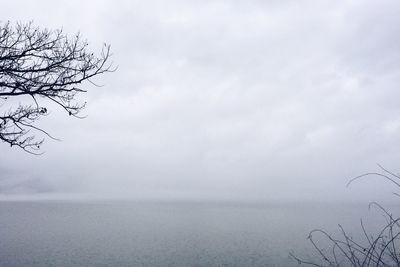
left=0, top=21, right=114, bottom=153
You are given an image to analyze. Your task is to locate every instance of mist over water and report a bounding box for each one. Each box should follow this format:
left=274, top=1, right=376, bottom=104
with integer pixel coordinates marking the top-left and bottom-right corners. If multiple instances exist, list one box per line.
left=1, top=1, right=400, bottom=266
left=1, top=201, right=398, bottom=267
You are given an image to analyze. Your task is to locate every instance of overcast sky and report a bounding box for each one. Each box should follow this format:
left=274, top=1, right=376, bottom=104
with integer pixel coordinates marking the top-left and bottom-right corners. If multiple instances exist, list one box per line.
left=1, top=0, right=400, bottom=202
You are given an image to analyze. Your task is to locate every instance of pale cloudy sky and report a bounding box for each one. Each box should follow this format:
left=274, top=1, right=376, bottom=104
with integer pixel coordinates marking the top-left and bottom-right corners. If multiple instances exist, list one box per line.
left=1, top=0, right=400, bottom=202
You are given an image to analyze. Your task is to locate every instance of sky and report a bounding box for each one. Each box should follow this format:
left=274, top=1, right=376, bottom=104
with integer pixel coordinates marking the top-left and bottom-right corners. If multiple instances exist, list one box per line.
left=1, top=0, right=400, bottom=202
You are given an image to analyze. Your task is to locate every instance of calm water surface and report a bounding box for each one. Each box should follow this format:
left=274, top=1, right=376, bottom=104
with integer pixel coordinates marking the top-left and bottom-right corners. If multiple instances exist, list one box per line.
left=0, top=201, right=398, bottom=266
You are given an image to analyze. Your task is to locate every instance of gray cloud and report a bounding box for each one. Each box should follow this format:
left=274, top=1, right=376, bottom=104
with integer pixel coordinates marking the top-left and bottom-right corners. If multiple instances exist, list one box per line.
left=1, top=0, right=400, bottom=202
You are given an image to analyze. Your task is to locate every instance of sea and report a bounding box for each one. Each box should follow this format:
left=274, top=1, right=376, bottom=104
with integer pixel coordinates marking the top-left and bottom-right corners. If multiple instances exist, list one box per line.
left=0, top=200, right=398, bottom=266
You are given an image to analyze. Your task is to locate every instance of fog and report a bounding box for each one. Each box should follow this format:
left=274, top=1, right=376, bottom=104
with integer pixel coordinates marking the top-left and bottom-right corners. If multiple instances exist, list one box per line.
left=1, top=0, right=400, bottom=202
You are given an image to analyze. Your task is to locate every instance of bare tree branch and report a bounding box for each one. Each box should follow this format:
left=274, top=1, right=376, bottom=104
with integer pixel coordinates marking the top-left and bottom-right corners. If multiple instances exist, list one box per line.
left=0, top=21, right=114, bottom=153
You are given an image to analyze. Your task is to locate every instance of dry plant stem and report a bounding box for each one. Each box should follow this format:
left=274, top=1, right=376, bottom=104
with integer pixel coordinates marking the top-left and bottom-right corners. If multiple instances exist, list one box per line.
left=291, top=166, right=400, bottom=267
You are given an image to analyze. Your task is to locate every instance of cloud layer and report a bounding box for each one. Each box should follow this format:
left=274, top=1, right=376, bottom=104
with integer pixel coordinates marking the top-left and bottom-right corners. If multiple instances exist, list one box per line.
left=1, top=0, right=400, bottom=202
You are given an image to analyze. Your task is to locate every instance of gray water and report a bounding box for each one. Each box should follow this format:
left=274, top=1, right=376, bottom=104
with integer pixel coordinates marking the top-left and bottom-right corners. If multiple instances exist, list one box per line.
left=0, top=201, right=397, bottom=267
